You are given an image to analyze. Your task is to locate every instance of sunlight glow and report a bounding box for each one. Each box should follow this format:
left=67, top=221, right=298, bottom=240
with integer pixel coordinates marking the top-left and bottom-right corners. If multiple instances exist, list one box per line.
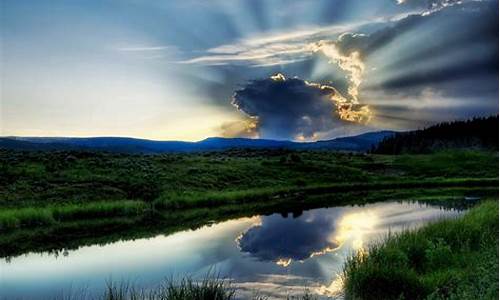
left=308, top=41, right=372, bottom=124
left=316, top=211, right=379, bottom=296
left=304, top=77, right=371, bottom=124
left=316, top=274, right=344, bottom=297
left=275, top=258, right=292, bottom=267
left=309, top=246, right=337, bottom=258
left=333, top=211, right=379, bottom=251
left=272, top=209, right=379, bottom=268
left=309, top=42, right=365, bottom=102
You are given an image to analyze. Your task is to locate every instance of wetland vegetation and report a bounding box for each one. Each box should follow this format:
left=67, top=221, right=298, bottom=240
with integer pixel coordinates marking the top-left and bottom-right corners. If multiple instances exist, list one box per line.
left=343, top=200, right=498, bottom=299
left=1, top=144, right=498, bottom=299
left=0, top=148, right=497, bottom=258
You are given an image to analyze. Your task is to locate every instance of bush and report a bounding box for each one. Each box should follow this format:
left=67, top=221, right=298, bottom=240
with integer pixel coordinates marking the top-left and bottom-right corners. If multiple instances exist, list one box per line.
left=125, top=179, right=162, bottom=202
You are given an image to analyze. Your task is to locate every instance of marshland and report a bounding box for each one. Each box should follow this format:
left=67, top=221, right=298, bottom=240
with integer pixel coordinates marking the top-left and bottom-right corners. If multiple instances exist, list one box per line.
left=0, top=146, right=498, bottom=299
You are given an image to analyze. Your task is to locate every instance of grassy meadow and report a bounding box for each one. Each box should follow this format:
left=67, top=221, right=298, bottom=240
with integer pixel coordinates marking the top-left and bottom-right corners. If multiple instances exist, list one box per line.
left=0, top=148, right=498, bottom=257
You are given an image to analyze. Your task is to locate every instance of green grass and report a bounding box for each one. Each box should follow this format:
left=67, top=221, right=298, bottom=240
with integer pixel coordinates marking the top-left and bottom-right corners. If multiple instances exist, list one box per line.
left=102, top=276, right=235, bottom=300
left=153, top=178, right=498, bottom=209
left=0, top=179, right=495, bottom=232
left=392, top=150, right=499, bottom=178
left=342, top=200, right=499, bottom=300
left=1, top=149, right=497, bottom=209
left=1, top=148, right=498, bottom=298
left=0, top=149, right=497, bottom=257
left=0, top=201, right=144, bottom=230
left=1, top=187, right=496, bottom=259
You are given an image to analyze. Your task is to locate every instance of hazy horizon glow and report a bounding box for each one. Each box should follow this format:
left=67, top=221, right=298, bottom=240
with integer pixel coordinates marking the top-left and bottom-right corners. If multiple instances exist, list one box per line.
left=1, top=0, right=498, bottom=141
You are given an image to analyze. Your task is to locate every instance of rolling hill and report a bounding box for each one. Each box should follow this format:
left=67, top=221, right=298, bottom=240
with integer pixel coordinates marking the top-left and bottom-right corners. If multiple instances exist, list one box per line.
left=0, top=131, right=395, bottom=153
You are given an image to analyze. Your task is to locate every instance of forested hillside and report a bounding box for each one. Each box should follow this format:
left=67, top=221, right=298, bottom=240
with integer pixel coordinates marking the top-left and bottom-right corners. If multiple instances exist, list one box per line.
left=373, top=116, right=498, bottom=154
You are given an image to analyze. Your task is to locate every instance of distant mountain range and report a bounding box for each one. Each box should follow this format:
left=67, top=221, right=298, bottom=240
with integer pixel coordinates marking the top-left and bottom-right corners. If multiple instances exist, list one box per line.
left=0, top=131, right=395, bottom=153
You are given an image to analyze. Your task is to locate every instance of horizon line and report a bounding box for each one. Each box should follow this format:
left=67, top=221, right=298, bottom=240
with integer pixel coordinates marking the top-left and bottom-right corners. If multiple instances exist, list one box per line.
left=0, top=129, right=396, bottom=144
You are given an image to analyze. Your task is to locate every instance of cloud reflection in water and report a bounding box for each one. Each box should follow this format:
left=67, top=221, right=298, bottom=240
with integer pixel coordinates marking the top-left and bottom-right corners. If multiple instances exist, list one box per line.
left=236, top=202, right=461, bottom=298
left=238, top=208, right=344, bottom=266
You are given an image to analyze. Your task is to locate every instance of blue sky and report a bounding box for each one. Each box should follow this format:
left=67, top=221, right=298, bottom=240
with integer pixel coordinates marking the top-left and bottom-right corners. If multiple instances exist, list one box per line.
left=1, top=0, right=498, bottom=140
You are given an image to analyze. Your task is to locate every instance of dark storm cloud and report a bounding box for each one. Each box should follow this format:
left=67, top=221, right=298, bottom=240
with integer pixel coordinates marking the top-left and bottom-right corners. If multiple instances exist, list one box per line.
left=387, top=2, right=497, bottom=89
left=230, top=74, right=369, bottom=140
left=232, top=75, right=336, bottom=139
left=381, top=59, right=498, bottom=91
left=183, top=0, right=497, bottom=136
left=238, top=210, right=341, bottom=263
left=334, top=14, right=424, bottom=57
left=337, top=0, right=498, bottom=59
left=334, top=0, right=498, bottom=110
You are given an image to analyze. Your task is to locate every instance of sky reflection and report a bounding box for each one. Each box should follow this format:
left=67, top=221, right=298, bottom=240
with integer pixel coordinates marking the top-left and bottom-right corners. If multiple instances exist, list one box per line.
left=0, top=201, right=462, bottom=299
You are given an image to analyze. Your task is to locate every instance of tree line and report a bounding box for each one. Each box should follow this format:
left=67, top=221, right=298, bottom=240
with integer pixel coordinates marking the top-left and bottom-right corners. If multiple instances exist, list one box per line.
left=372, top=115, right=499, bottom=154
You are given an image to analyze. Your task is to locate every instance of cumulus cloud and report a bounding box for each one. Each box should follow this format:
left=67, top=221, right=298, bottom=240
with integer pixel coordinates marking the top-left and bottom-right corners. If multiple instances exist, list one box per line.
left=228, top=73, right=370, bottom=140
left=199, top=0, right=497, bottom=136
left=333, top=0, right=498, bottom=126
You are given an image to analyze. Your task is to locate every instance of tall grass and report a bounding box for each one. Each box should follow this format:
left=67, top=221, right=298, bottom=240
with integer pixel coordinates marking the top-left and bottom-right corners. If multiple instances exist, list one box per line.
left=0, top=201, right=144, bottom=231
left=1, top=178, right=495, bottom=231
left=154, top=178, right=498, bottom=210
left=104, top=276, right=234, bottom=300
left=51, top=276, right=318, bottom=300
left=342, top=200, right=498, bottom=299
left=0, top=207, right=55, bottom=229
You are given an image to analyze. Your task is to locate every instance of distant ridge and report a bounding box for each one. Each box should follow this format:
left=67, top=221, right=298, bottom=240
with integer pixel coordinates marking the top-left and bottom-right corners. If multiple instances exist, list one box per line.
left=0, top=131, right=395, bottom=153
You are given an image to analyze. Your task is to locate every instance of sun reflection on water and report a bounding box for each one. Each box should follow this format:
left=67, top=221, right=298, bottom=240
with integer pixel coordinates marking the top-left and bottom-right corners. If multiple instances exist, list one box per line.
left=276, top=258, right=292, bottom=267
left=333, top=210, right=379, bottom=251
left=316, top=210, right=379, bottom=296
left=270, top=210, right=379, bottom=269
left=316, top=274, right=344, bottom=297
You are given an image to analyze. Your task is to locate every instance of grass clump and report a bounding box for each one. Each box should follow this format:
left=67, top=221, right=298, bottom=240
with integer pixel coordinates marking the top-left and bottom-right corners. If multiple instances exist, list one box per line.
left=342, top=200, right=499, bottom=299
left=0, top=207, right=55, bottom=229
left=0, top=201, right=144, bottom=231
left=52, top=201, right=145, bottom=221
left=103, top=276, right=234, bottom=300
left=99, top=276, right=316, bottom=300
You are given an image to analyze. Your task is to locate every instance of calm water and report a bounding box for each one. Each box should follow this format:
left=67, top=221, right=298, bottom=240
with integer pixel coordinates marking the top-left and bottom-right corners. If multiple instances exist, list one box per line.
left=1, top=201, right=463, bottom=299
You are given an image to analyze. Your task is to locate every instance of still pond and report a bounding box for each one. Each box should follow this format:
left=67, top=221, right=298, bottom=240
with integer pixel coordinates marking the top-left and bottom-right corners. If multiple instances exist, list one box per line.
left=1, top=200, right=464, bottom=299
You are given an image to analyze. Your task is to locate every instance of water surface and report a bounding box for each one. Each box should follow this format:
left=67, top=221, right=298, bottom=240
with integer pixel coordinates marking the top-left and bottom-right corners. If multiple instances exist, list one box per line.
left=0, top=201, right=463, bottom=299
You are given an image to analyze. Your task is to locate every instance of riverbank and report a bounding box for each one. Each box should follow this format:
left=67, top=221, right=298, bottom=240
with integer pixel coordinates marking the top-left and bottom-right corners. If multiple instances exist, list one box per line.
left=0, top=149, right=498, bottom=257
left=5, top=198, right=495, bottom=300
left=1, top=186, right=495, bottom=258
left=342, top=200, right=499, bottom=299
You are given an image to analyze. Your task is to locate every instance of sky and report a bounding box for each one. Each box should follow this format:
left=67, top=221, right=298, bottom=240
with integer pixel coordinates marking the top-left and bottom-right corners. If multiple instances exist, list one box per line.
left=1, top=0, right=498, bottom=141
